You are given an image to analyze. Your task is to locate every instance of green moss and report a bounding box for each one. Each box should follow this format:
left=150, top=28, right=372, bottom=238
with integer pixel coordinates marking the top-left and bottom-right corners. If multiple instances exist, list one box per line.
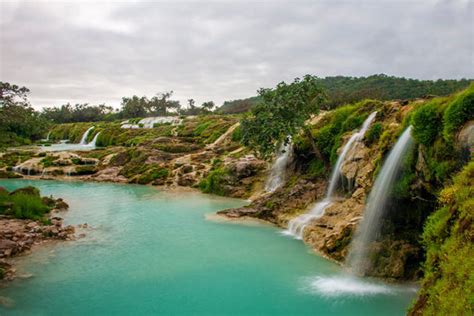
left=0, top=151, right=34, bottom=168
left=364, top=122, right=383, bottom=146
left=310, top=99, right=381, bottom=165
left=74, top=165, right=98, bottom=175
left=411, top=100, right=444, bottom=146
left=136, top=167, right=169, bottom=184
left=306, top=159, right=326, bottom=179
left=41, top=156, right=56, bottom=168
left=410, top=162, right=474, bottom=315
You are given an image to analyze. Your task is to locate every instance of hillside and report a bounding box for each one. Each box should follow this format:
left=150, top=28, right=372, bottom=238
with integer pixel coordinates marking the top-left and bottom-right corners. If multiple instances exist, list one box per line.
left=217, top=74, right=472, bottom=114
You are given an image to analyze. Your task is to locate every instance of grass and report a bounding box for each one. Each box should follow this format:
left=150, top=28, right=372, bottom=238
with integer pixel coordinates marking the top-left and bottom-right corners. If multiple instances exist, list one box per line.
left=0, top=186, right=52, bottom=220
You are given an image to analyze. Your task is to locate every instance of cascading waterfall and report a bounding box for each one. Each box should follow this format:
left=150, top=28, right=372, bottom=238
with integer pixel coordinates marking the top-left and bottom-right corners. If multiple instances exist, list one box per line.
left=79, top=127, right=94, bottom=145
left=284, top=112, right=378, bottom=239
left=87, top=132, right=101, bottom=147
left=346, top=126, right=414, bottom=275
left=265, top=137, right=293, bottom=193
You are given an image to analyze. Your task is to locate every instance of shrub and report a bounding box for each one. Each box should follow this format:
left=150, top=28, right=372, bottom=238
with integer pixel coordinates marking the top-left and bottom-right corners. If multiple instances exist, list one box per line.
left=442, top=84, right=474, bottom=142
left=199, top=168, right=227, bottom=195
left=364, top=122, right=383, bottom=146
left=0, top=186, right=52, bottom=220
left=411, top=102, right=442, bottom=146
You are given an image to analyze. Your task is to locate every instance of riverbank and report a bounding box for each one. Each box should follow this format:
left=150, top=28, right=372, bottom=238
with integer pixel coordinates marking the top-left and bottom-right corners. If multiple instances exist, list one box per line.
left=0, top=187, right=78, bottom=284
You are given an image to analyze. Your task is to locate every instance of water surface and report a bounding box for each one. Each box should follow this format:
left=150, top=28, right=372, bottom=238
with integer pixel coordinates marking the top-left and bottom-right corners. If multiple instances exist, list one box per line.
left=0, top=179, right=416, bottom=315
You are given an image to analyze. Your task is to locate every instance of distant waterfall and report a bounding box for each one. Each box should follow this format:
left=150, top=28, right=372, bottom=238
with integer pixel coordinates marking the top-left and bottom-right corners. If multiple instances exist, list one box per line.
left=79, top=127, right=94, bottom=145
left=45, top=131, right=51, bottom=141
left=87, top=132, right=101, bottom=147
left=284, top=112, right=377, bottom=239
left=265, top=137, right=293, bottom=193
left=346, top=126, right=414, bottom=275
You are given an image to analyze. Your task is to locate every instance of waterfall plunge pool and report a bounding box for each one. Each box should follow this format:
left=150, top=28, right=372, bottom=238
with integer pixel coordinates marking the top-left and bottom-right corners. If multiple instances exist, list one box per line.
left=0, top=179, right=417, bottom=315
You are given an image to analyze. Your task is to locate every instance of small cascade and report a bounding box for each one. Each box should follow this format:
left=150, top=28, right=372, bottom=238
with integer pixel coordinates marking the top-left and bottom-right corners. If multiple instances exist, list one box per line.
left=87, top=132, right=101, bottom=147
left=284, top=112, right=377, bottom=239
left=265, top=137, right=293, bottom=193
left=42, top=131, right=51, bottom=142
left=346, top=126, right=414, bottom=276
left=79, top=127, right=94, bottom=145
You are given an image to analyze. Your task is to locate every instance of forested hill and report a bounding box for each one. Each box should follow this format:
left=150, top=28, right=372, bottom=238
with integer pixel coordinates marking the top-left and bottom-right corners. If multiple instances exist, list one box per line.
left=217, top=74, right=472, bottom=114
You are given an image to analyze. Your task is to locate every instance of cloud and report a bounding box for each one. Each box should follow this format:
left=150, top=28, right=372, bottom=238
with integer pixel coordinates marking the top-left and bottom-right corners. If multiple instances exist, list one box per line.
left=0, top=0, right=472, bottom=109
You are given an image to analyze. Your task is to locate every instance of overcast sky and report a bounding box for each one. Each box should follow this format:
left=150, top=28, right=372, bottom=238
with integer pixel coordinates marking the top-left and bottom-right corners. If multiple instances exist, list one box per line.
left=1, top=0, right=473, bottom=109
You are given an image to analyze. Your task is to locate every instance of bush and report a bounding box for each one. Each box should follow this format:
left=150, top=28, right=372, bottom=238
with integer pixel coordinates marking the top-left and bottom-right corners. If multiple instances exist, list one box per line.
left=199, top=168, right=227, bottom=195
left=411, top=101, right=442, bottom=146
left=442, top=84, right=474, bottom=143
left=0, top=186, right=52, bottom=220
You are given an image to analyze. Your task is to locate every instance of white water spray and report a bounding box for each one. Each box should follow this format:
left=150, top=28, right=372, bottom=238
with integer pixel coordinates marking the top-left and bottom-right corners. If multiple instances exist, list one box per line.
left=284, top=112, right=377, bottom=239
left=87, top=132, right=101, bottom=147
left=79, top=127, right=94, bottom=145
left=346, top=126, right=414, bottom=275
left=265, top=137, right=293, bottom=193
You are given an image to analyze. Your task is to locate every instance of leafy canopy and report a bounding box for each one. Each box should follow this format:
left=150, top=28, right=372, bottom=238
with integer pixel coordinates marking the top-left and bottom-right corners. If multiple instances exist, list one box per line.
left=241, top=75, right=326, bottom=159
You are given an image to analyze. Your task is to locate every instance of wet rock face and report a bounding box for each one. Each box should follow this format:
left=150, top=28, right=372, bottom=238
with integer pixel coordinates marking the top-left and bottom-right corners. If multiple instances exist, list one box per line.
left=457, top=120, right=474, bottom=160
left=225, top=155, right=267, bottom=179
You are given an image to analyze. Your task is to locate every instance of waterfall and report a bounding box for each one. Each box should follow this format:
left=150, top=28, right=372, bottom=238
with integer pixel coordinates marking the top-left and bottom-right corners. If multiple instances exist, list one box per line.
left=265, top=137, right=293, bottom=193
left=284, top=112, right=377, bottom=239
left=87, top=132, right=101, bottom=147
left=45, top=131, right=51, bottom=141
left=79, top=127, right=94, bottom=145
left=346, top=126, right=414, bottom=275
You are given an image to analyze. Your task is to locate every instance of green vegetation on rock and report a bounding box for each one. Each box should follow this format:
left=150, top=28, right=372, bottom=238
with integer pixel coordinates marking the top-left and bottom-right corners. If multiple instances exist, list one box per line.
left=409, top=162, right=474, bottom=315
left=0, top=186, right=53, bottom=220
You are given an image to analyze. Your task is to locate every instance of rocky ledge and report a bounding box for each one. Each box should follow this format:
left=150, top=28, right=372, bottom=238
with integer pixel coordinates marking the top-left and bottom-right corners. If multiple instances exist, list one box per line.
left=0, top=207, right=76, bottom=282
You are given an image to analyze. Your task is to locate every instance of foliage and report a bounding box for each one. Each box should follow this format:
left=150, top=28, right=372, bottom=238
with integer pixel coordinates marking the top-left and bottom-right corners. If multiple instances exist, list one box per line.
left=42, top=103, right=115, bottom=123
left=442, top=84, right=474, bottom=143
left=0, top=82, right=50, bottom=147
left=198, top=168, right=227, bottom=196
left=0, top=186, right=52, bottom=220
left=411, top=100, right=444, bottom=146
left=409, top=162, right=474, bottom=315
left=136, top=167, right=169, bottom=184
left=241, top=75, right=326, bottom=159
left=364, top=122, right=383, bottom=146
left=231, top=126, right=242, bottom=142
left=306, top=159, right=326, bottom=178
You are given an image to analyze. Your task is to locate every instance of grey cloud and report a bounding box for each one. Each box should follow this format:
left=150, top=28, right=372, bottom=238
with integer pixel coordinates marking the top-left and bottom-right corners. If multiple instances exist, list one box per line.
left=0, top=0, right=472, bottom=109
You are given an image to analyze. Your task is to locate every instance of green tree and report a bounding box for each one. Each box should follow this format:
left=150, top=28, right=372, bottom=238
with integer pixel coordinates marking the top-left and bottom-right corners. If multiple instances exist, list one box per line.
left=0, top=82, right=49, bottom=146
left=241, top=75, right=326, bottom=160
left=120, top=96, right=148, bottom=118
left=201, top=101, right=215, bottom=112
left=148, top=91, right=181, bottom=116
